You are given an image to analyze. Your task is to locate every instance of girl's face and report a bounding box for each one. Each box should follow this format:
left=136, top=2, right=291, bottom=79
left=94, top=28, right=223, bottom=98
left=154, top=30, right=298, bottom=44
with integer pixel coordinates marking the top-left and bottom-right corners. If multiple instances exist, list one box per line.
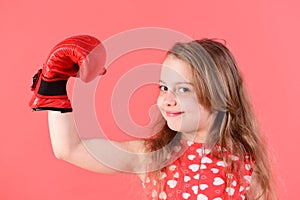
left=157, top=55, right=212, bottom=141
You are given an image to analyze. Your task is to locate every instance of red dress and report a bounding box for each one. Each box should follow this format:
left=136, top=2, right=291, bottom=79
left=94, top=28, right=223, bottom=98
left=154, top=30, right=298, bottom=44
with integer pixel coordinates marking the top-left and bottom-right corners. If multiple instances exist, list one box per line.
left=143, top=142, right=253, bottom=200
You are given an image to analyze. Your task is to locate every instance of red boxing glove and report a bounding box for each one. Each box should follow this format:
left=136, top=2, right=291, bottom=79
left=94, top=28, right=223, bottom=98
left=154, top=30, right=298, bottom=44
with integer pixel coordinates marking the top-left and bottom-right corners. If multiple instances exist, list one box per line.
left=29, top=35, right=106, bottom=112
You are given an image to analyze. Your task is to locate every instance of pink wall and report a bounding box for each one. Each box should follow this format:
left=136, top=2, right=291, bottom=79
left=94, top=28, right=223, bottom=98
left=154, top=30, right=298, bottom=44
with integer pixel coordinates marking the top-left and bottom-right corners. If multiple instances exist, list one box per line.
left=1, top=0, right=299, bottom=199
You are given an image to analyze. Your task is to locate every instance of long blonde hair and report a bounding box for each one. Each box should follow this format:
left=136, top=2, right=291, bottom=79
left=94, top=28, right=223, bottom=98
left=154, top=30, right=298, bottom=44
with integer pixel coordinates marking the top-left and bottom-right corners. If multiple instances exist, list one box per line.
left=145, top=39, right=276, bottom=199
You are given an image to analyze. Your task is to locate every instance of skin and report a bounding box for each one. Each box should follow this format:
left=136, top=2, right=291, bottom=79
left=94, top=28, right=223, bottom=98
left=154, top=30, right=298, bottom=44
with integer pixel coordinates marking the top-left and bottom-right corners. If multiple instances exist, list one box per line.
left=48, top=55, right=213, bottom=176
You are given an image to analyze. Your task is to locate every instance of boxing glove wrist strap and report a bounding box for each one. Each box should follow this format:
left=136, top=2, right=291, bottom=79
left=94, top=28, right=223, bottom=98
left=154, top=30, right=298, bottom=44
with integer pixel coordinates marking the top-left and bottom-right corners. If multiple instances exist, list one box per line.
left=38, top=79, right=67, bottom=96
left=31, top=69, right=67, bottom=97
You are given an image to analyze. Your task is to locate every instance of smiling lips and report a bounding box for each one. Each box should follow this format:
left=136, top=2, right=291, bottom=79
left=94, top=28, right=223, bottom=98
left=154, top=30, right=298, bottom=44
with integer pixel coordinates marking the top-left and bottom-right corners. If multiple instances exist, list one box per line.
left=165, top=111, right=183, bottom=117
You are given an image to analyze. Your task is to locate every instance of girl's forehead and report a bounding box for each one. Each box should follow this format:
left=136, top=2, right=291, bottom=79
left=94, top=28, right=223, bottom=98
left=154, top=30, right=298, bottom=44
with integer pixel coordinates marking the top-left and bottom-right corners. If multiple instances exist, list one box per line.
left=160, top=56, right=193, bottom=84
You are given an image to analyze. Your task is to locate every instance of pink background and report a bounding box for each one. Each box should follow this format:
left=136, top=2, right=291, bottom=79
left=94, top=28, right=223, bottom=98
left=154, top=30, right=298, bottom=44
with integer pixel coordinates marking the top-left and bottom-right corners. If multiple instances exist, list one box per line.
left=1, top=0, right=299, bottom=199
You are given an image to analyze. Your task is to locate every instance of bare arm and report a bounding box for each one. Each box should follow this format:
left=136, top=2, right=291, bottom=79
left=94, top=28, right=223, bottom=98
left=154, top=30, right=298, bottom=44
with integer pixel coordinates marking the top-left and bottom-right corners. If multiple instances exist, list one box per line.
left=48, top=111, right=146, bottom=174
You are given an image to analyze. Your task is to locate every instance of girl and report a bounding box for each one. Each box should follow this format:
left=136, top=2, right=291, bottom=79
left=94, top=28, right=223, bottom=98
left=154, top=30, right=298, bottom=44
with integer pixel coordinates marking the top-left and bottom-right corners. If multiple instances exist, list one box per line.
left=30, top=35, right=275, bottom=199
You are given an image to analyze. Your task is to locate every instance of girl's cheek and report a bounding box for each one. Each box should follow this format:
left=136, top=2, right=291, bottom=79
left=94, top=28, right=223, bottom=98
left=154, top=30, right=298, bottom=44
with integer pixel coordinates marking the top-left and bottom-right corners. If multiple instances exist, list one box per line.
left=178, top=96, right=199, bottom=110
left=156, top=95, right=163, bottom=107
left=156, top=95, right=162, bottom=106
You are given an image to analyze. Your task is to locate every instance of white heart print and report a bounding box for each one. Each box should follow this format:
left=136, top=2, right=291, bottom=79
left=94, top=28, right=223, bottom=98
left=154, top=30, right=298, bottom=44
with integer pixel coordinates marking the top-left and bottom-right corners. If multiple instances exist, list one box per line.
left=193, top=174, right=200, bottom=180
left=187, top=141, right=194, bottom=146
left=245, top=164, right=251, bottom=170
left=199, top=184, right=208, bottom=190
left=231, top=180, right=237, bottom=186
left=182, top=192, right=191, bottom=199
left=188, top=164, right=200, bottom=172
left=205, top=149, right=211, bottom=154
left=174, top=172, right=179, bottom=178
left=200, top=164, right=207, bottom=169
left=201, top=157, right=212, bottom=163
left=211, top=168, right=219, bottom=173
left=196, top=148, right=203, bottom=156
left=226, top=187, right=235, bottom=196
left=239, top=186, right=245, bottom=192
left=216, top=161, right=226, bottom=167
left=169, top=165, right=176, bottom=171
left=167, top=180, right=177, bottom=188
left=192, top=185, right=198, bottom=194
left=184, top=176, right=191, bottom=182
left=188, top=154, right=196, bottom=160
left=197, top=194, right=208, bottom=200
left=159, top=191, right=167, bottom=200
left=213, top=177, right=225, bottom=186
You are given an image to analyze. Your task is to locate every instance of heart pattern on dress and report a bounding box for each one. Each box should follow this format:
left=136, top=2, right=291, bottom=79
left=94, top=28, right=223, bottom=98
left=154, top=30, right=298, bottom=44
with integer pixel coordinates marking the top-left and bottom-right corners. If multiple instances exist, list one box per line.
left=159, top=191, right=167, bottom=199
left=192, top=185, right=198, bottom=194
left=211, top=168, right=219, bottom=173
left=184, top=176, right=191, bottom=182
left=188, top=164, right=200, bottom=172
left=182, top=192, right=191, bottom=199
left=143, top=142, right=253, bottom=200
left=199, top=184, right=208, bottom=190
left=201, top=157, right=212, bottom=164
left=213, top=177, right=225, bottom=186
left=167, top=180, right=177, bottom=188
left=169, top=165, right=176, bottom=171
left=188, top=154, right=196, bottom=160
left=197, top=194, right=208, bottom=200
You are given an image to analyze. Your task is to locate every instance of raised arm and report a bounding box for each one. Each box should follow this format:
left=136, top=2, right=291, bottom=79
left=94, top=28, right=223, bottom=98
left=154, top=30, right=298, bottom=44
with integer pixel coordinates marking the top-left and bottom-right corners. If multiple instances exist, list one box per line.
left=29, top=35, right=145, bottom=175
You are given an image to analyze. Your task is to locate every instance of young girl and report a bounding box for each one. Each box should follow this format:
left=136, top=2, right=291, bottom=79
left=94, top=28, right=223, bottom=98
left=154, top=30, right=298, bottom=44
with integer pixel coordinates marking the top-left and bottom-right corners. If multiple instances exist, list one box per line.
left=30, top=35, right=275, bottom=199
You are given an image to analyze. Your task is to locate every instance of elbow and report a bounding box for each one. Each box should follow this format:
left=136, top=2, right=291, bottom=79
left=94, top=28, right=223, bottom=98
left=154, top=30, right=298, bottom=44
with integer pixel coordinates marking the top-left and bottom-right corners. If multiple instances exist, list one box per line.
left=50, top=140, right=81, bottom=161
left=51, top=147, right=72, bottom=161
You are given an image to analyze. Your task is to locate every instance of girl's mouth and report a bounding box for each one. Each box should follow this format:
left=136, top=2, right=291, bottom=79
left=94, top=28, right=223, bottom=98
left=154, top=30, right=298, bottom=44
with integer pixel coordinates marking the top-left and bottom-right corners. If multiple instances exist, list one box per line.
left=165, top=111, right=183, bottom=117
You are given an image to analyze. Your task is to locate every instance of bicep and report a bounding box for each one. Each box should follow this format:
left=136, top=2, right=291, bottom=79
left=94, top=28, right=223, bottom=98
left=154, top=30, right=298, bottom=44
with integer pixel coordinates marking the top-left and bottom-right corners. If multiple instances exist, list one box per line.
left=66, top=138, right=147, bottom=174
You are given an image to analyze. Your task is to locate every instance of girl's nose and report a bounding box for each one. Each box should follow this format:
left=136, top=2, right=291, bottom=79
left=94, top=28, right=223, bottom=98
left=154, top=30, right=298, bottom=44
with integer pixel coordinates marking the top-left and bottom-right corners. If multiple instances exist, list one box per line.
left=163, top=91, right=177, bottom=107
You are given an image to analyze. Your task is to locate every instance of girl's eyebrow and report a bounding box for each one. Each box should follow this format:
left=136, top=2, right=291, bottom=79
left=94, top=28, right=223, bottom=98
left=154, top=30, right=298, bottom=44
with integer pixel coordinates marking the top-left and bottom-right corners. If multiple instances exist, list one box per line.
left=159, top=80, right=194, bottom=86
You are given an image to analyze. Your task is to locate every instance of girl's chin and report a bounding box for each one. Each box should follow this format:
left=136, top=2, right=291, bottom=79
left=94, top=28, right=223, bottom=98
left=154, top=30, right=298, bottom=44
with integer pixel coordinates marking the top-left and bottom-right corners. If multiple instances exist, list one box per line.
left=166, top=122, right=180, bottom=132
left=167, top=123, right=199, bottom=138
left=166, top=124, right=190, bottom=134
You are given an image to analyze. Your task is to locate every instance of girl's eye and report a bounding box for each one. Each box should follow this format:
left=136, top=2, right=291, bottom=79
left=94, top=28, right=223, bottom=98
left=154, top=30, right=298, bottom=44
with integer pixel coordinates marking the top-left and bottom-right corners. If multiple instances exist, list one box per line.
left=159, top=85, right=168, bottom=91
left=178, top=87, right=190, bottom=93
